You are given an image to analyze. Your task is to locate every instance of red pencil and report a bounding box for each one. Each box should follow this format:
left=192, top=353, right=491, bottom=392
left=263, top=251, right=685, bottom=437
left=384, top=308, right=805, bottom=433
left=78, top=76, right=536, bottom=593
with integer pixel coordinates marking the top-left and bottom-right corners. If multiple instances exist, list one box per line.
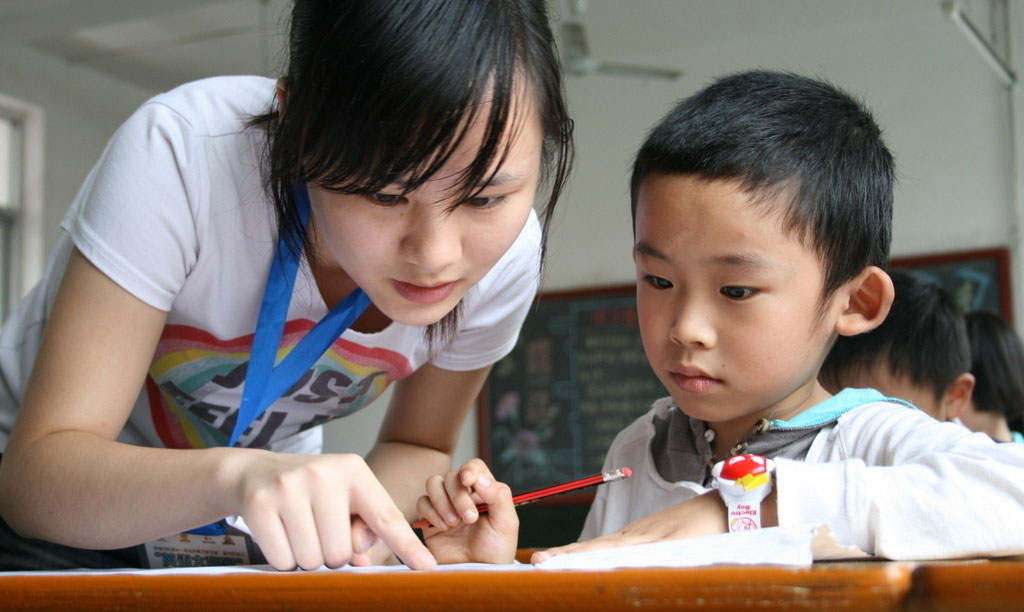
left=411, top=467, right=632, bottom=529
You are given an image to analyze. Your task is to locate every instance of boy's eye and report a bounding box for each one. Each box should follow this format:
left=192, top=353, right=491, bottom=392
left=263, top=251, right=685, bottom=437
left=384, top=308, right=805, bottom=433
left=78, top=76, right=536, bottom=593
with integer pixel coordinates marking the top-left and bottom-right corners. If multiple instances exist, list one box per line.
left=643, top=275, right=672, bottom=290
left=369, top=192, right=405, bottom=205
left=721, top=286, right=755, bottom=300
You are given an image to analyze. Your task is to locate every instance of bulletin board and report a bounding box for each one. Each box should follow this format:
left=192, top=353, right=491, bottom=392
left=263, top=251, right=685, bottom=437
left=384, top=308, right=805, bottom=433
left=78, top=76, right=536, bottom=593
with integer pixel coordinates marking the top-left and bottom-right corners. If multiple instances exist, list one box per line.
left=476, top=284, right=665, bottom=504
left=890, top=247, right=1012, bottom=322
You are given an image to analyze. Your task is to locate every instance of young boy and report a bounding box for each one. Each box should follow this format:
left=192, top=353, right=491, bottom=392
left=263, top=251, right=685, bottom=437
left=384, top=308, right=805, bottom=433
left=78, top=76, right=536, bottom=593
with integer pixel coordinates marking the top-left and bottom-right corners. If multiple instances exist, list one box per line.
left=417, top=70, right=1024, bottom=564
left=818, top=268, right=976, bottom=422
left=961, top=311, right=1024, bottom=443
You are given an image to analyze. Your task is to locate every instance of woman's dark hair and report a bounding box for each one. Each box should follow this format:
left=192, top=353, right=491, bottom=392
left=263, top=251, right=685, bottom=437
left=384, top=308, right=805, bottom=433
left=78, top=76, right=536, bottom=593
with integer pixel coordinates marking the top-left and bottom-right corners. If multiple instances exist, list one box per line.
left=965, top=311, right=1024, bottom=432
left=251, top=0, right=573, bottom=342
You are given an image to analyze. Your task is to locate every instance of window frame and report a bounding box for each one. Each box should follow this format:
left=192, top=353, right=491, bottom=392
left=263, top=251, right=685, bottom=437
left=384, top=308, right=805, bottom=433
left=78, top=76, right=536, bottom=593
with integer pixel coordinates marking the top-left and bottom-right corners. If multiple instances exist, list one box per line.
left=0, top=93, right=44, bottom=321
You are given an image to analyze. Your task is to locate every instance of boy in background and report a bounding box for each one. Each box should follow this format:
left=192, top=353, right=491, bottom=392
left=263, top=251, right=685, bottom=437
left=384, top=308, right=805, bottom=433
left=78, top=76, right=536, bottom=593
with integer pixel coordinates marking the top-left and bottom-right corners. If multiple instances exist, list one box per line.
left=818, top=268, right=975, bottom=422
left=417, top=70, right=1024, bottom=564
left=962, top=311, right=1024, bottom=443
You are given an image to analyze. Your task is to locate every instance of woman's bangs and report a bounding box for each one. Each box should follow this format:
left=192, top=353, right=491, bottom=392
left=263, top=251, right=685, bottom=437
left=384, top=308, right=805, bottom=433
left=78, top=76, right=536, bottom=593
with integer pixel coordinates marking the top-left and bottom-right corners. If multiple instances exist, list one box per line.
left=302, top=20, right=520, bottom=201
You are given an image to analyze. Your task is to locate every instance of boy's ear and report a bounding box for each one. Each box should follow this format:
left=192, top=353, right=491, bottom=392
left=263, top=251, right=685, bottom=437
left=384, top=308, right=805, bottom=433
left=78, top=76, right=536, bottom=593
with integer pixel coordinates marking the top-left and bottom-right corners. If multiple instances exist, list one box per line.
left=941, top=372, right=976, bottom=421
left=834, top=266, right=895, bottom=337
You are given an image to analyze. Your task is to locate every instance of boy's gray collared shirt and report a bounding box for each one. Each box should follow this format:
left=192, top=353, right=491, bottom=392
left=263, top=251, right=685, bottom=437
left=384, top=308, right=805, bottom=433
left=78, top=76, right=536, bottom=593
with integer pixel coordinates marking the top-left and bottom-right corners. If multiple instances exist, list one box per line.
left=650, top=388, right=913, bottom=487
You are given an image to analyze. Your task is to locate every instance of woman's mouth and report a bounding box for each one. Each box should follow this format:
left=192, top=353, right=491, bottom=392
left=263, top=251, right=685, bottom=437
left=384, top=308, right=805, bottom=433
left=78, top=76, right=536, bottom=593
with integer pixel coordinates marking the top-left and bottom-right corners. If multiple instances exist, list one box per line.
left=392, top=280, right=457, bottom=304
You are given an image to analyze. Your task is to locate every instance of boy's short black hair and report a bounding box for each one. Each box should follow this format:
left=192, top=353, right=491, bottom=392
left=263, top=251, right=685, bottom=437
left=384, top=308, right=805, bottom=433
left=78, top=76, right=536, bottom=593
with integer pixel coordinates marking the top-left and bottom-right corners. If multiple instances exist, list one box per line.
left=630, top=70, right=894, bottom=299
left=965, top=311, right=1024, bottom=432
left=819, top=269, right=970, bottom=401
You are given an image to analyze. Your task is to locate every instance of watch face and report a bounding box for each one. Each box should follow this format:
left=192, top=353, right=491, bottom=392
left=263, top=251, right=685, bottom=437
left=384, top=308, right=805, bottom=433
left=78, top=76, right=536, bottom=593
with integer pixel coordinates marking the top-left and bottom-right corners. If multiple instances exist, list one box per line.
left=713, top=454, right=773, bottom=533
left=720, top=454, right=770, bottom=480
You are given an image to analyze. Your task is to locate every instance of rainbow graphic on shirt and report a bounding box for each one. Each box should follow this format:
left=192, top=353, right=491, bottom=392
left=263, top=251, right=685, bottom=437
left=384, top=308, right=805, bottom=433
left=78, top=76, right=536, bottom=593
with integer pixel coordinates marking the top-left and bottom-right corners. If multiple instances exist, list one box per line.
left=145, top=321, right=414, bottom=449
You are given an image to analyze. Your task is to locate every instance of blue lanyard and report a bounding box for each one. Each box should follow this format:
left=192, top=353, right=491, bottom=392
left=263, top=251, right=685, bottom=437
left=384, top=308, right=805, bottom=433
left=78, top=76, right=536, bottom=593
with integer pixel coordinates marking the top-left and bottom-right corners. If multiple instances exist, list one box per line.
left=229, top=184, right=371, bottom=446
left=189, top=185, right=370, bottom=536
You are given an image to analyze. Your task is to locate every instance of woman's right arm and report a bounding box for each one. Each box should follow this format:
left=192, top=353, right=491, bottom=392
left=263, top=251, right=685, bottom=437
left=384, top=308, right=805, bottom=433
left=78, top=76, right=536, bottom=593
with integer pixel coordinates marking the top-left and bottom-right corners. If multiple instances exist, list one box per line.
left=0, top=249, right=435, bottom=570
left=0, top=247, right=253, bottom=548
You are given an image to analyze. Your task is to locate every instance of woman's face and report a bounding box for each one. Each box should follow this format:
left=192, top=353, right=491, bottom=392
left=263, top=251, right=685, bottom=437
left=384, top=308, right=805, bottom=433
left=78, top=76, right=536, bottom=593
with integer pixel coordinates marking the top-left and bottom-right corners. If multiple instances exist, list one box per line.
left=307, top=98, right=543, bottom=327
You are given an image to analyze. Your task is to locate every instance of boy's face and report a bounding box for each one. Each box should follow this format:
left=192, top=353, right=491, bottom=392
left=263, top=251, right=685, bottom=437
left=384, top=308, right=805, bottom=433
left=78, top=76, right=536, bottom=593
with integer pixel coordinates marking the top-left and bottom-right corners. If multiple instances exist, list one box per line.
left=634, top=174, right=847, bottom=437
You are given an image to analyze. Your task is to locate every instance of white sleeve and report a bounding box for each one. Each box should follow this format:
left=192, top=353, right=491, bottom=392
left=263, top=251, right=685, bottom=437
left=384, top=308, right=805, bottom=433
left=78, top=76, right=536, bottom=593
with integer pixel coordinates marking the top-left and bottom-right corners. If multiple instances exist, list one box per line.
left=578, top=444, right=618, bottom=542
left=775, top=402, right=1024, bottom=559
left=578, top=407, right=673, bottom=541
left=60, top=99, right=202, bottom=311
left=429, top=210, right=542, bottom=371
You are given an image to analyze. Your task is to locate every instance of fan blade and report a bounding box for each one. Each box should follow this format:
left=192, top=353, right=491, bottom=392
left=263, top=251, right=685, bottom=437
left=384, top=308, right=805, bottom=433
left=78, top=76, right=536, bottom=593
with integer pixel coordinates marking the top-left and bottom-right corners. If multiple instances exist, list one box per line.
left=560, top=20, right=590, bottom=62
left=596, top=61, right=682, bottom=80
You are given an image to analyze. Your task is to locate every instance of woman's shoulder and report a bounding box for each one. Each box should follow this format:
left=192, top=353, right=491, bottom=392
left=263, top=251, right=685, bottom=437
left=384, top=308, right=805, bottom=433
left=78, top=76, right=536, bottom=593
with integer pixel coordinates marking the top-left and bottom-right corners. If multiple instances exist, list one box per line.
left=139, top=76, right=278, bottom=138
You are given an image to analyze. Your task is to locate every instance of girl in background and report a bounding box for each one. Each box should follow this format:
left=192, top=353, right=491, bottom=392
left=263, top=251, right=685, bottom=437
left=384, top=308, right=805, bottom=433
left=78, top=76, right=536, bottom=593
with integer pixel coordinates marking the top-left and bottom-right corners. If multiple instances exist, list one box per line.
left=963, top=311, right=1024, bottom=443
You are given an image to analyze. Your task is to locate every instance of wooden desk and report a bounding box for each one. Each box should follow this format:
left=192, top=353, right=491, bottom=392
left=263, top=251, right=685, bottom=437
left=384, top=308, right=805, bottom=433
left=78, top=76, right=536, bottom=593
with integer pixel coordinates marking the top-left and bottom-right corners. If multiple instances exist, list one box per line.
left=907, top=559, right=1024, bottom=612
left=0, top=560, right=1019, bottom=611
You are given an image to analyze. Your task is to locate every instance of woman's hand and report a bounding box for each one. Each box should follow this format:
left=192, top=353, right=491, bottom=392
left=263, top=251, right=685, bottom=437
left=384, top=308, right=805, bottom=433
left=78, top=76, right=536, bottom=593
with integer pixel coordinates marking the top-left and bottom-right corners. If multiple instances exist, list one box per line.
left=415, top=458, right=519, bottom=564
left=530, top=490, right=737, bottom=564
left=229, top=450, right=437, bottom=571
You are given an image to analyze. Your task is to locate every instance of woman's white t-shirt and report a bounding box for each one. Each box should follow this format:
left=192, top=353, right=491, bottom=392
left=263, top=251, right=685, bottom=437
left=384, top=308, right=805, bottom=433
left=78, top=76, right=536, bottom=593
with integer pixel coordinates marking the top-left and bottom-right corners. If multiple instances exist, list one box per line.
left=0, top=76, right=541, bottom=453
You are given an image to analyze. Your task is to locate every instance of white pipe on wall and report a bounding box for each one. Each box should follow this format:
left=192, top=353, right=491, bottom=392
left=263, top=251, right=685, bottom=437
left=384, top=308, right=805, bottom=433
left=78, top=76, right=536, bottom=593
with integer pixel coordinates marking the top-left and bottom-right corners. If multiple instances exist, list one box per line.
left=943, top=0, right=1017, bottom=87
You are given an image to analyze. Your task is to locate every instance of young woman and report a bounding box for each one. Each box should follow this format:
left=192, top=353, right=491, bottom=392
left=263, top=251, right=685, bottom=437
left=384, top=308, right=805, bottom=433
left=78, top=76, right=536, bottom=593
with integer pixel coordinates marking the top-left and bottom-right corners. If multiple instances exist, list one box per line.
left=0, top=0, right=573, bottom=571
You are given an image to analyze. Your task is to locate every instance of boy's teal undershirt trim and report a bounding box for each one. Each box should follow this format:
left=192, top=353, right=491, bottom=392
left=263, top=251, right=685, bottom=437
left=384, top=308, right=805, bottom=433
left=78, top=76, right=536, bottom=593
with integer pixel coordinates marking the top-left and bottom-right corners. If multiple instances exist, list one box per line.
left=770, top=387, right=913, bottom=429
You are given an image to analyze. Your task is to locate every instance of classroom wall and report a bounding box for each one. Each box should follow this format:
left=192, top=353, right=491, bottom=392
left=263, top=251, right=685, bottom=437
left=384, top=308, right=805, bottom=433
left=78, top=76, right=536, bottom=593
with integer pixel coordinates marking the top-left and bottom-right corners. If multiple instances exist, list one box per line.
left=1, top=2, right=1020, bottom=466
left=0, top=45, right=152, bottom=258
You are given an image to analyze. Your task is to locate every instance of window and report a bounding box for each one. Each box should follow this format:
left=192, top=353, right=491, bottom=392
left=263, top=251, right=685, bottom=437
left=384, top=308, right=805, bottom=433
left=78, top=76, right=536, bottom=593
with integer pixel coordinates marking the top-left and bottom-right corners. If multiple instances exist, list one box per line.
left=0, top=94, right=44, bottom=324
left=0, top=114, right=22, bottom=321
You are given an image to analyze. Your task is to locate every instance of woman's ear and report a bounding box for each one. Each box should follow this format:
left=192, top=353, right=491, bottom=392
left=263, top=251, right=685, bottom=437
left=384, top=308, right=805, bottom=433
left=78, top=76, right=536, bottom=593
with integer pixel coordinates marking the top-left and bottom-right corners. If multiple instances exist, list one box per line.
left=834, top=266, right=894, bottom=337
left=276, top=78, right=288, bottom=114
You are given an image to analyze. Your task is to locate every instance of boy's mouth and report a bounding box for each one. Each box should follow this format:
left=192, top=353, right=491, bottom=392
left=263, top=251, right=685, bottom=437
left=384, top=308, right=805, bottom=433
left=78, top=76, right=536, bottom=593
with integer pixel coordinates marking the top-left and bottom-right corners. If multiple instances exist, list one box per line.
left=669, top=367, right=722, bottom=394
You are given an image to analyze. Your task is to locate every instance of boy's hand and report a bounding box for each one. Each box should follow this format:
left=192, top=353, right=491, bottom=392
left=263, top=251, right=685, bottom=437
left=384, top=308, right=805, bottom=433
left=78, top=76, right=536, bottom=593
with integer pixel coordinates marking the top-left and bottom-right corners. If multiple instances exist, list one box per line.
left=415, top=458, right=519, bottom=564
left=531, top=489, right=760, bottom=563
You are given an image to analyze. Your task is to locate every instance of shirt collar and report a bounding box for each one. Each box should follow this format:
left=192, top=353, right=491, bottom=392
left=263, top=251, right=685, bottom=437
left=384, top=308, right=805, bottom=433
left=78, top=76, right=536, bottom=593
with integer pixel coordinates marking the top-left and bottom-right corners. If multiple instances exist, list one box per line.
left=770, top=387, right=913, bottom=429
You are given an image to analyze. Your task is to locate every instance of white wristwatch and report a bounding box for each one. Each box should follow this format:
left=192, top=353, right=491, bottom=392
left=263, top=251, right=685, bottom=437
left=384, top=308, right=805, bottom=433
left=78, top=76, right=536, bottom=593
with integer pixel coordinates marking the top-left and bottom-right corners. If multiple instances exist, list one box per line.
left=711, top=454, right=775, bottom=532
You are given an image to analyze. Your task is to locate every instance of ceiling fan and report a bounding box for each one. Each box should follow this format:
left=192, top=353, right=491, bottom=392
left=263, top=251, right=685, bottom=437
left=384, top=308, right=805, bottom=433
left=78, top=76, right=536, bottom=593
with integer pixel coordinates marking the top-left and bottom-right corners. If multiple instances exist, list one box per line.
left=560, top=0, right=682, bottom=80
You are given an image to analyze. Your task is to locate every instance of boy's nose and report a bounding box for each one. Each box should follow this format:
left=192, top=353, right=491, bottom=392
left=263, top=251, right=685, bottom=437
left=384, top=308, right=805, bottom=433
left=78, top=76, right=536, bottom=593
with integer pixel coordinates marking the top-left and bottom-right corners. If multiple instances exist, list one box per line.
left=668, top=305, right=716, bottom=349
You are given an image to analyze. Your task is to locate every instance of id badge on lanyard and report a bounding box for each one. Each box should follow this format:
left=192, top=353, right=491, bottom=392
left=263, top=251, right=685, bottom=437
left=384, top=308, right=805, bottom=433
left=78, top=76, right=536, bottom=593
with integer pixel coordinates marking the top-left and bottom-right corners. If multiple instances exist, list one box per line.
left=143, top=184, right=371, bottom=568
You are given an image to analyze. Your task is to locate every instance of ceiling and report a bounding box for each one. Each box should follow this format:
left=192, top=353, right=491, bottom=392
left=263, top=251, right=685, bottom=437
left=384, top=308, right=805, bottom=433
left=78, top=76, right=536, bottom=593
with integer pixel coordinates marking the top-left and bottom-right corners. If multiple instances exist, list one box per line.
left=0, top=0, right=292, bottom=92
left=0, top=0, right=992, bottom=95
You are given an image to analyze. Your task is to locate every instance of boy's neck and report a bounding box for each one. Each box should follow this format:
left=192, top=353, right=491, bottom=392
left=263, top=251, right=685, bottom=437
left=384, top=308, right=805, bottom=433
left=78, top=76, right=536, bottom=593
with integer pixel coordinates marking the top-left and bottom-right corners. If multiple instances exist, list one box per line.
left=710, top=416, right=768, bottom=459
left=708, top=383, right=832, bottom=459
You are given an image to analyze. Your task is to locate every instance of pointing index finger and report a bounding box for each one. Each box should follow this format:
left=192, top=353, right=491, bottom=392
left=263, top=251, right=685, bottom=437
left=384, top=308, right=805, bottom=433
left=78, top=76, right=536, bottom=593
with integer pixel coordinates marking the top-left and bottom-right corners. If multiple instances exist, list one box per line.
left=348, top=471, right=437, bottom=570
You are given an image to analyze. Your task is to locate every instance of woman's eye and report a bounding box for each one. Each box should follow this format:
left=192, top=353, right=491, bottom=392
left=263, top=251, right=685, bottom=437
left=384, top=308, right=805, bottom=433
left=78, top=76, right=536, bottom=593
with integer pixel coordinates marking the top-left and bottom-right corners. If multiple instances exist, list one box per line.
left=369, top=192, right=404, bottom=205
left=643, top=275, right=672, bottom=290
left=466, top=195, right=504, bottom=208
left=721, top=286, right=755, bottom=300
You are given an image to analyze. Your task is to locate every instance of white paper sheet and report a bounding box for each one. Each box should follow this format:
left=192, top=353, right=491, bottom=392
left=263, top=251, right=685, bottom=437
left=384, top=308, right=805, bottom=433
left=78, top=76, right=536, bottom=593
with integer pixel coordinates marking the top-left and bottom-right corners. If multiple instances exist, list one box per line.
left=0, top=523, right=866, bottom=577
left=0, top=561, right=533, bottom=577
left=535, top=523, right=866, bottom=570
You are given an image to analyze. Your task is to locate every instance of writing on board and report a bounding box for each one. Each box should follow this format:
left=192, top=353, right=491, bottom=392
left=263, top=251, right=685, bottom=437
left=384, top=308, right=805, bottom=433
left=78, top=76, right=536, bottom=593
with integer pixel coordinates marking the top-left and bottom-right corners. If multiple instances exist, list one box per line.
left=481, top=289, right=666, bottom=495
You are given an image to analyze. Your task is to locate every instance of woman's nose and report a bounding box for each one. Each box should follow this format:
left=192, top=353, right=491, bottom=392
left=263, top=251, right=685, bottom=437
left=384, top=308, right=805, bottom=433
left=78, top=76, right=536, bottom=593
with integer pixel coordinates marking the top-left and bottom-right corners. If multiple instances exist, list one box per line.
left=399, top=207, right=462, bottom=273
